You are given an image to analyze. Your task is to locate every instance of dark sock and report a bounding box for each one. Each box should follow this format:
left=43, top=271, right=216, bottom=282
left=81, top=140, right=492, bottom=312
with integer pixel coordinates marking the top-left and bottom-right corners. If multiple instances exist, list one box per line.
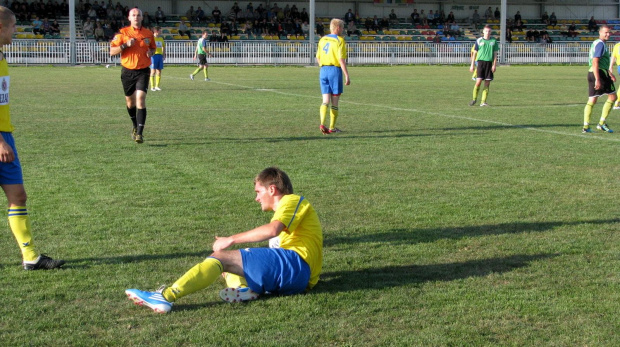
left=136, top=108, right=147, bottom=135
left=127, top=107, right=137, bottom=128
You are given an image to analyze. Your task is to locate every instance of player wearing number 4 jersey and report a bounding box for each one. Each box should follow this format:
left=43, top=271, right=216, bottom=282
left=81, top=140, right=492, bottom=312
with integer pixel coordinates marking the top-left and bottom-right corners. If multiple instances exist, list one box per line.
left=316, top=18, right=350, bottom=134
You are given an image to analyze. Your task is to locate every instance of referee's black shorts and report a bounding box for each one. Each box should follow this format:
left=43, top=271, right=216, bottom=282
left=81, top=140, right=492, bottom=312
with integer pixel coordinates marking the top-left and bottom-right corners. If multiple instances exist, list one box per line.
left=121, top=67, right=150, bottom=96
left=588, top=69, right=616, bottom=97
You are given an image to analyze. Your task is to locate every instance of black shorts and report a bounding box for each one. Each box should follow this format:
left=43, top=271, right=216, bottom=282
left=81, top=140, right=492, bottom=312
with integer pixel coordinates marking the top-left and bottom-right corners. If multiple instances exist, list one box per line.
left=197, top=54, right=208, bottom=66
left=588, top=70, right=616, bottom=97
left=476, top=60, right=494, bottom=81
left=121, top=67, right=150, bottom=96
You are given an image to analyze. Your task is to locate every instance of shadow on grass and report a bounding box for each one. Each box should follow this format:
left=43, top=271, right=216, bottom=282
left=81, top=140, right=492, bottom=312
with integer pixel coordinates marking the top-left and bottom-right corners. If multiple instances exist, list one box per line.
left=314, top=253, right=558, bottom=292
left=441, top=123, right=576, bottom=131
left=324, top=218, right=620, bottom=247
left=65, top=251, right=209, bottom=269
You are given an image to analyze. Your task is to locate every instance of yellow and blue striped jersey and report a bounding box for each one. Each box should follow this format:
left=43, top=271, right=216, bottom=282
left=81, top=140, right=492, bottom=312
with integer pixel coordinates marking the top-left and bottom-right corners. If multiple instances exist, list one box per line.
left=316, top=34, right=347, bottom=67
left=154, top=37, right=165, bottom=55
left=0, top=54, right=14, bottom=133
left=271, top=194, right=323, bottom=289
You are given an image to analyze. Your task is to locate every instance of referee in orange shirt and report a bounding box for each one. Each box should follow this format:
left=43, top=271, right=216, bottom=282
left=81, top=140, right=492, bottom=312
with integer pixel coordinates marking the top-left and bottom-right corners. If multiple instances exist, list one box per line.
left=110, top=8, right=156, bottom=144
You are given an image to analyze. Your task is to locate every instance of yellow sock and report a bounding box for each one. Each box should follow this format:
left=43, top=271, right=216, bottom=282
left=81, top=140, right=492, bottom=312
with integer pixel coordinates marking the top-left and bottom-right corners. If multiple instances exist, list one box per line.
left=192, top=67, right=201, bottom=75
left=481, top=86, right=489, bottom=103
left=204, top=68, right=208, bottom=78
left=8, top=207, right=38, bottom=262
left=584, top=102, right=594, bottom=126
left=320, top=103, right=328, bottom=126
left=472, top=70, right=477, bottom=79
left=615, top=100, right=620, bottom=108
left=149, top=76, right=154, bottom=89
left=155, top=75, right=161, bottom=88
left=223, top=272, right=249, bottom=288
left=600, top=99, right=613, bottom=123
left=162, top=257, right=223, bottom=302
left=329, top=106, right=339, bottom=129
left=473, top=85, right=480, bottom=101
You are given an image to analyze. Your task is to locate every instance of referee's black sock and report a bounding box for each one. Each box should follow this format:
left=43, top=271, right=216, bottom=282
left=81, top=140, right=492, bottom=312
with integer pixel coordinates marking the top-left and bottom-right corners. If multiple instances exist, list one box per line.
left=127, top=107, right=137, bottom=129
left=136, top=108, right=147, bottom=135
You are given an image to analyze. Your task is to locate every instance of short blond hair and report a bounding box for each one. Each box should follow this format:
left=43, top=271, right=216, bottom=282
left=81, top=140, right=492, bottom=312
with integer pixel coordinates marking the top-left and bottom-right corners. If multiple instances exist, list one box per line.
left=0, top=6, right=15, bottom=23
left=330, top=18, right=344, bottom=33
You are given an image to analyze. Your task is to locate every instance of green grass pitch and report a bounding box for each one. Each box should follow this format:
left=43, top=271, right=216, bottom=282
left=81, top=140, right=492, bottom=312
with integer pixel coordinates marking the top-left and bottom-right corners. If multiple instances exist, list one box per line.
left=0, top=64, right=618, bottom=346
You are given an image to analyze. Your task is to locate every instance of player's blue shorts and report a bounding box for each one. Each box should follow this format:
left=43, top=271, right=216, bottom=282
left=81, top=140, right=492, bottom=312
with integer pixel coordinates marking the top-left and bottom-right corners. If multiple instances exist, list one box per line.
left=240, top=247, right=310, bottom=295
left=319, top=65, right=343, bottom=95
left=150, top=54, right=164, bottom=70
left=0, top=132, right=23, bottom=185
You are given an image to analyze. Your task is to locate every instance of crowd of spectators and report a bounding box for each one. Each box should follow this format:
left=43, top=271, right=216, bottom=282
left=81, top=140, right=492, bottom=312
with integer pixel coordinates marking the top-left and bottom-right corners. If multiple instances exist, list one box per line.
left=8, top=0, right=69, bottom=21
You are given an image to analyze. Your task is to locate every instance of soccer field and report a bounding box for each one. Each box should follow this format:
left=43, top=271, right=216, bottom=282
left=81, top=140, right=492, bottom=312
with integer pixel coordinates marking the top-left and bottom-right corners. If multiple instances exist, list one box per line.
left=0, top=64, right=618, bottom=346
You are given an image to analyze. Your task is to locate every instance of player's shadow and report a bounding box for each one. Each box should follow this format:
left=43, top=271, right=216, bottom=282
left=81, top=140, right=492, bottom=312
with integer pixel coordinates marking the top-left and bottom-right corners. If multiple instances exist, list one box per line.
left=324, top=218, right=619, bottom=248
left=64, top=251, right=210, bottom=269
left=313, top=253, right=558, bottom=293
left=440, top=123, right=576, bottom=131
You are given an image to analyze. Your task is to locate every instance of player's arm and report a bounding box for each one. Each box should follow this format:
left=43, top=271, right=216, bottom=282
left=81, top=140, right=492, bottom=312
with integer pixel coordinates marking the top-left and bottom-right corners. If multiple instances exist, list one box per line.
left=204, top=42, right=213, bottom=57
left=212, top=220, right=285, bottom=251
left=470, top=49, right=477, bottom=72
left=491, top=51, right=497, bottom=72
left=0, top=136, right=14, bottom=163
left=339, top=57, right=350, bottom=85
left=592, top=57, right=601, bottom=89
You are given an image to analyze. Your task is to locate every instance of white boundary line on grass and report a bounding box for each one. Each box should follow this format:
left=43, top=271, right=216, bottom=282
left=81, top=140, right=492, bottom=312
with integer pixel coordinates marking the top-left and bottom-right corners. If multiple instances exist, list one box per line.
left=191, top=78, right=620, bottom=143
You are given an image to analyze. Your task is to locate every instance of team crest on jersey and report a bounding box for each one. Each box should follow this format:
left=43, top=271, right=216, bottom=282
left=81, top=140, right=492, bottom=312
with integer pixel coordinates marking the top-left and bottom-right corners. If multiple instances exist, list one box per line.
left=0, top=77, right=9, bottom=105
left=1, top=78, right=6, bottom=92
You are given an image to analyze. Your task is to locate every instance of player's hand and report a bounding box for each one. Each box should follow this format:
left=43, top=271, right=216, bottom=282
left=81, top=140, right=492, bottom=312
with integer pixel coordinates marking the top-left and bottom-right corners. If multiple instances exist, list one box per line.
left=595, top=79, right=601, bottom=90
left=126, top=38, right=136, bottom=47
left=469, top=66, right=474, bottom=73
left=492, top=65, right=496, bottom=73
left=0, top=141, right=15, bottom=163
left=345, top=76, right=350, bottom=85
left=213, top=236, right=234, bottom=252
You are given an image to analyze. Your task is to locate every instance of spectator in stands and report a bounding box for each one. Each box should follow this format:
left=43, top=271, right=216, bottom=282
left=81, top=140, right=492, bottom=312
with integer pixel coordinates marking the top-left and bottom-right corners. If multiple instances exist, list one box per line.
left=446, top=11, right=455, bottom=24
left=141, top=11, right=151, bottom=28
left=50, top=18, right=59, bottom=35
left=41, top=17, right=51, bottom=34
left=432, top=33, right=441, bottom=43
left=409, top=9, right=418, bottom=25
left=388, top=9, right=397, bottom=26
left=178, top=20, right=190, bottom=38
left=195, top=6, right=206, bottom=23
left=494, top=7, right=500, bottom=20
left=541, top=11, right=549, bottom=25
left=380, top=17, right=389, bottom=30
left=290, top=5, right=300, bottom=20
left=300, top=8, right=309, bottom=23
left=549, top=12, right=557, bottom=26
left=588, top=16, right=598, bottom=33
left=506, top=27, right=512, bottom=43
left=231, top=2, right=241, bottom=19
left=83, top=17, right=93, bottom=37
left=212, top=6, right=222, bottom=23
left=449, top=21, right=460, bottom=37
left=343, top=9, right=354, bottom=24
left=87, top=5, right=96, bottom=20
left=526, top=28, right=534, bottom=41
left=31, top=16, right=43, bottom=34
left=567, top=22, right=578, bottom=37
left=427, top=10, right=435, bottom=26
left=514, top=19, right=524, bottom=31
left=185, top=6, right=194, bottom=22
left=436, top=11, right=443, bottom=26
left=484, top=7, right=493, bottom=20
left=471, top=10, right=480, bottom=30
left=302, top=21, right=309, bottom=35
left=346, top=20, right=359, bottom=37
left=315, top=21, right=324, bottom=36
left=420, top=10, right=427, bottom=26
left=540, top=32, right=552, bottom=44
left=217, top=31, right=228, bottom=43
left=514, top=11, right=521, bottom=23
left=94, top=21, right=104, bottom=41
left=532, top=28, right=540, bottom=42
left=155, top=7, right=165, bottom=24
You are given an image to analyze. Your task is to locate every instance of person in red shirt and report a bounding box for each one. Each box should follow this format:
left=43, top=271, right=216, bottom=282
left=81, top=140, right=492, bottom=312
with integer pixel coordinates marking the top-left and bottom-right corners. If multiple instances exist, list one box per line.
left=110, top=8, right=156, bottom=144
